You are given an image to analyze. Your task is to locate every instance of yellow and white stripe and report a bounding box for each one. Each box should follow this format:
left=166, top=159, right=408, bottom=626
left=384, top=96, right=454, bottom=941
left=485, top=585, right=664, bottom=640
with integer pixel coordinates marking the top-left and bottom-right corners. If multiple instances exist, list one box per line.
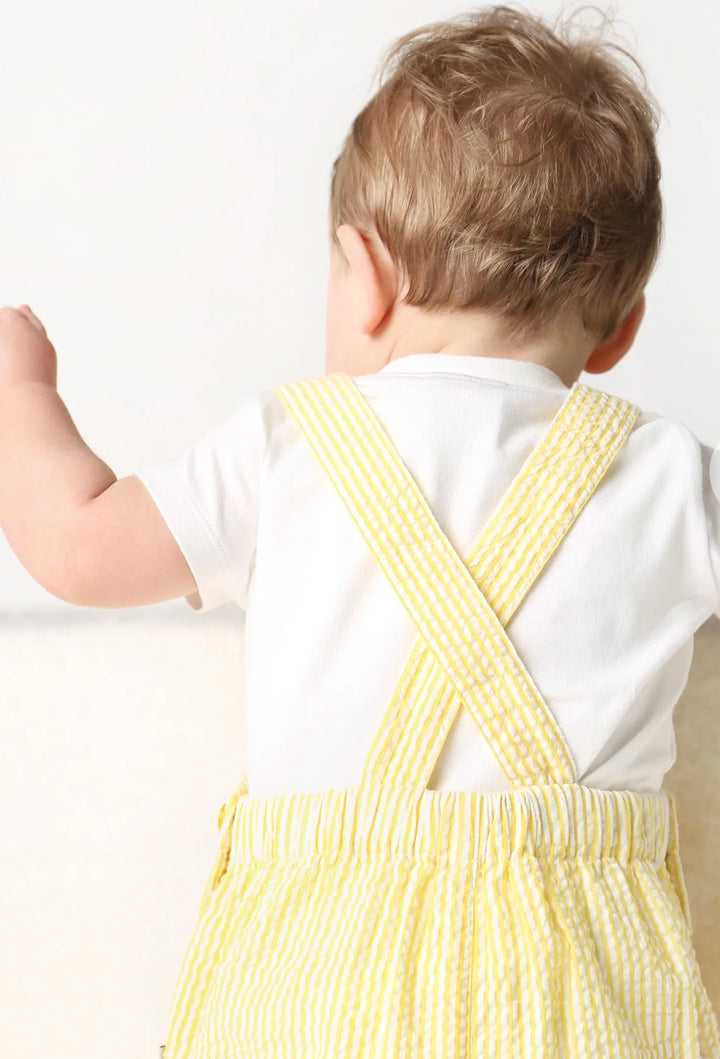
left=159, top=372, right=720, bottom=1058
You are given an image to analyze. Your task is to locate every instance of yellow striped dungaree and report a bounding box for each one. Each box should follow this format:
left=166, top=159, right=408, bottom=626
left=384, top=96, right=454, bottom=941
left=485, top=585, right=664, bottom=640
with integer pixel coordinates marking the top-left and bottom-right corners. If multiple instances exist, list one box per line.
left=160, top=372, right=720, bottom=1058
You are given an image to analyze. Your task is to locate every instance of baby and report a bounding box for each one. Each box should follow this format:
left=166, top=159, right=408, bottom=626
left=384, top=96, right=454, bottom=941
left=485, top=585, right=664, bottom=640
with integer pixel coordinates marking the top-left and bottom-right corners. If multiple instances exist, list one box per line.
left=0, top=7, right=654, bottom=612
left=2, top=5, right=719, bottom=1057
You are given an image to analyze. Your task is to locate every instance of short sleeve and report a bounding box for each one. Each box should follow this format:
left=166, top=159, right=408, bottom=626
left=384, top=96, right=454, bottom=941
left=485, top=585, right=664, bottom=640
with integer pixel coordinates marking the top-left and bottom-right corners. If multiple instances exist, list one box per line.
left=134, top=388, right=269, bottom=613
left=699, top=438, right=720, bottom=618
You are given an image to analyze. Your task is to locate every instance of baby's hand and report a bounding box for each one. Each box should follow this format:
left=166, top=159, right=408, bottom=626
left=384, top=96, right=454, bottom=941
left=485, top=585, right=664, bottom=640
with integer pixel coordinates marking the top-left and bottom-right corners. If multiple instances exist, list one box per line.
left=16, top=304, right=47, bottom=335
left=0, top=305, right=57, bottom=389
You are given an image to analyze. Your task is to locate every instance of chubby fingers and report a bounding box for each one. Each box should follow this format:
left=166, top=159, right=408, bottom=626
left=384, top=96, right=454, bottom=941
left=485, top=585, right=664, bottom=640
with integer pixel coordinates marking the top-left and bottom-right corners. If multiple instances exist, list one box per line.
left=16, top=305, right=47, bottom=335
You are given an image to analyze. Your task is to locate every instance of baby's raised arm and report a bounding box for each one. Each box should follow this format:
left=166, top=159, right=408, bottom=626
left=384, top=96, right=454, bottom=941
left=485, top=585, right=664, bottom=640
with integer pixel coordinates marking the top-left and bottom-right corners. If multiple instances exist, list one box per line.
left=0, top=306, right=198, bottom=608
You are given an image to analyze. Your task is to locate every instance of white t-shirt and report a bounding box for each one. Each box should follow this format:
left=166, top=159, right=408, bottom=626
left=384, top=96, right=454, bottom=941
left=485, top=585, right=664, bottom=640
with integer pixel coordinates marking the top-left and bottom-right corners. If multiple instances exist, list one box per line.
left=135, top=353, right=720, bottom=796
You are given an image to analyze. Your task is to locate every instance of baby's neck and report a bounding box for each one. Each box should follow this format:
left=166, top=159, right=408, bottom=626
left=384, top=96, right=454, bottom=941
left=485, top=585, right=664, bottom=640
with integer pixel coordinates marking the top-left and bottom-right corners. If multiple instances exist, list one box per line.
left=379, top=301, right=600, bottom=387
left=384, top=333, right=593, bottom=388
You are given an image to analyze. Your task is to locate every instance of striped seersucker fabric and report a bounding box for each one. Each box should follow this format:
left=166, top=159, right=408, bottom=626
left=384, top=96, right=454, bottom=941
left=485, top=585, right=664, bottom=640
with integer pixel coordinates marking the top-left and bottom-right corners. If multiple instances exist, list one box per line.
left=159, top=372, right=720, bottom=1058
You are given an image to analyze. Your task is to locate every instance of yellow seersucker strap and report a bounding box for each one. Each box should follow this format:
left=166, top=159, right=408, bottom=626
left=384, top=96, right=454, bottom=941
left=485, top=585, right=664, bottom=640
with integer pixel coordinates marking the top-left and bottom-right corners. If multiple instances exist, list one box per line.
left=355, top=379, right=642, bottom=792
left=277, top=373, right=640, bottom=789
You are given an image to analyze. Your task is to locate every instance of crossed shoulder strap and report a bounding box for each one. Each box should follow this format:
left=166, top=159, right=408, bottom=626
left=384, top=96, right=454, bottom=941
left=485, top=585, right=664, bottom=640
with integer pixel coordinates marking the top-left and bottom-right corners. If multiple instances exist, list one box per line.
left=276, top=372, right=640, bottom=790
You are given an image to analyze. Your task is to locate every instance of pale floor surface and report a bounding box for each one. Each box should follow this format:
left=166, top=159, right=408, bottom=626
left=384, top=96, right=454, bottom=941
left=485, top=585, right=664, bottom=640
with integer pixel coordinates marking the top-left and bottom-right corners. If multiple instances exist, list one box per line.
left=0, top=609, right=718, bottom=1055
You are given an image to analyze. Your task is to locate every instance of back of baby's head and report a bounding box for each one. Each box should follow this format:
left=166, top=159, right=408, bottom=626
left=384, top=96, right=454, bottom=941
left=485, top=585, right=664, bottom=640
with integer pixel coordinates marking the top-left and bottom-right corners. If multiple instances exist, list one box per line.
left=329, top=4, right=662, bottom=346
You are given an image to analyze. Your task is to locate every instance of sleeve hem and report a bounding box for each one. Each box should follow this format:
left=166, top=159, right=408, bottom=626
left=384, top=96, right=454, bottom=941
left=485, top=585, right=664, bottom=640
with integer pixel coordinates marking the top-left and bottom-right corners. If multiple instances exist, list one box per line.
left=135, top=464, right=234, bottom=612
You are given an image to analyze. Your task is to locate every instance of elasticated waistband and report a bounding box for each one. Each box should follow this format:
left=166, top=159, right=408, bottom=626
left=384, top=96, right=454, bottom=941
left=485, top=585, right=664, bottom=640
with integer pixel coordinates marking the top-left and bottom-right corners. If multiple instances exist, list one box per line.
left=217, top=777, right=678, bottom=867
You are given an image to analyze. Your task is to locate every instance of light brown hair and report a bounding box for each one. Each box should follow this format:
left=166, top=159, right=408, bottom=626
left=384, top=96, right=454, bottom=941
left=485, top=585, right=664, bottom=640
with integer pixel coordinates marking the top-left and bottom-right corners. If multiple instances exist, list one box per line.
left=328, top=4, right=663, bottom=345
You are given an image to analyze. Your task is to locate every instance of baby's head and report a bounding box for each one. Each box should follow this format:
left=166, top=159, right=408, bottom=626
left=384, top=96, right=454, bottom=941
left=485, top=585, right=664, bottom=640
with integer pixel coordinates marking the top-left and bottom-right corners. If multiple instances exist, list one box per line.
left=325, top=5, right=662, bottom=385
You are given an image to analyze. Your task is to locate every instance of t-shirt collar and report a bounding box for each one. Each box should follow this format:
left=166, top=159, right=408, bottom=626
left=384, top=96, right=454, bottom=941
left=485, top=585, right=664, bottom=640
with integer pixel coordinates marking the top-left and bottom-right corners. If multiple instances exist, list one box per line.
left=376, top=352, right=570, bottom=392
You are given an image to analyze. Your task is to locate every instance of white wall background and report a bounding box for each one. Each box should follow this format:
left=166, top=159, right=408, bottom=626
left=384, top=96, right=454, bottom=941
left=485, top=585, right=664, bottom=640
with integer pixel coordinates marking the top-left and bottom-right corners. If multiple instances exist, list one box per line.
left=0, top=1, right=718, bottom=1055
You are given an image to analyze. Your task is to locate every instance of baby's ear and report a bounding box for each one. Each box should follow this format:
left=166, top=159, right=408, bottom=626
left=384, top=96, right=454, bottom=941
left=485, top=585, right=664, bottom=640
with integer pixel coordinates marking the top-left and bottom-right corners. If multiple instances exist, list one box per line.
left=336, top=225, right=397, bottom=336
left=584, top=296, right=646, bottom=375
